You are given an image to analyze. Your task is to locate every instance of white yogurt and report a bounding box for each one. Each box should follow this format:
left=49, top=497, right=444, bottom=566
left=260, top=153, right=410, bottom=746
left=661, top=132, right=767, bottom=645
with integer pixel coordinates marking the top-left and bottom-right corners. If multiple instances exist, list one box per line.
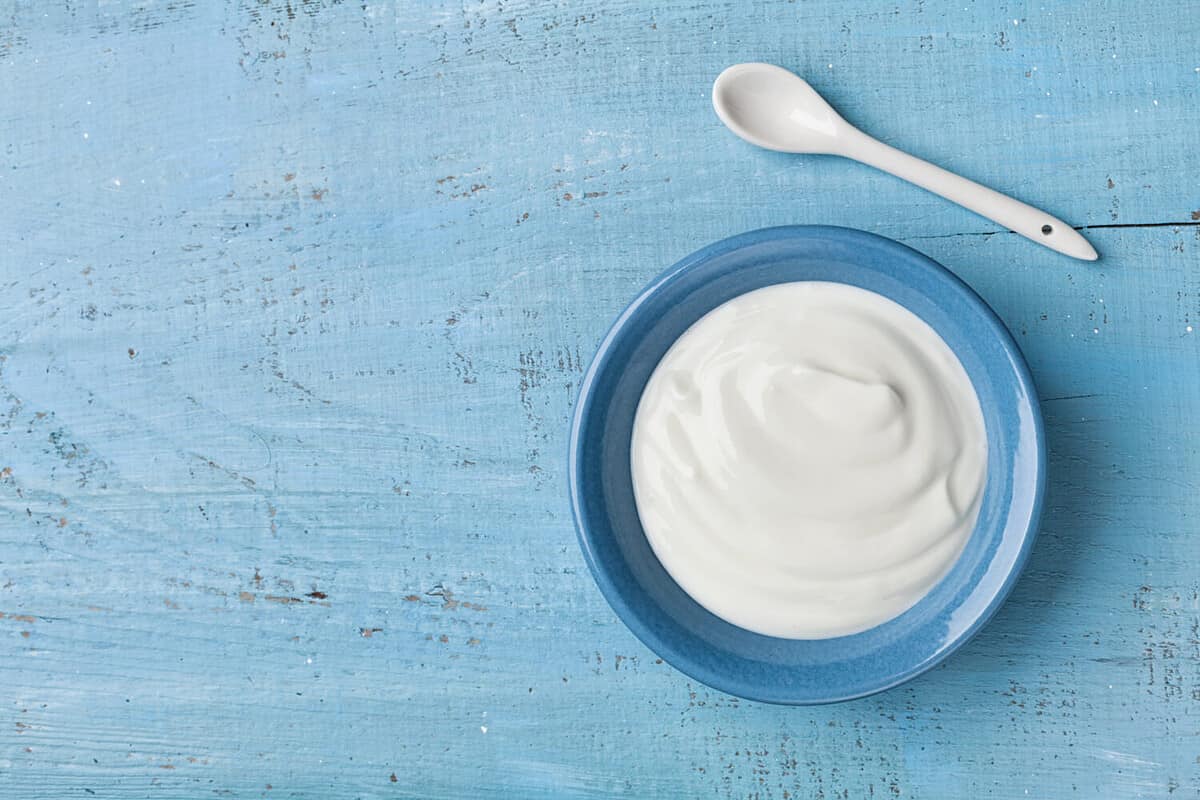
left=630, top=282, right=987, bottom=639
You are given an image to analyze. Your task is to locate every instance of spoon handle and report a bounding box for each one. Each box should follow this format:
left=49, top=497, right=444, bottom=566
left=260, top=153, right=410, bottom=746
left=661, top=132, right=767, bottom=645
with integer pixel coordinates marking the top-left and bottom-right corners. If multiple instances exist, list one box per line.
left=840, top=129, right=1097, bottom=261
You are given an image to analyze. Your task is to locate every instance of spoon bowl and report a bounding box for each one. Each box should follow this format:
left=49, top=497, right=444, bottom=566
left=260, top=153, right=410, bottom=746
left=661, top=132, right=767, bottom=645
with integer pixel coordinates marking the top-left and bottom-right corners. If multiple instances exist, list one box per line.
left=712, top=63, right=849, bottom=154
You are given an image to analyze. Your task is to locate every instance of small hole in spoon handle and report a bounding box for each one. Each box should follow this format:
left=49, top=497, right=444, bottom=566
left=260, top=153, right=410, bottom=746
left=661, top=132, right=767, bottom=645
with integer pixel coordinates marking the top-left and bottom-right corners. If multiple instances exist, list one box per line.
left=1041, top=224, right=1053, bottom=235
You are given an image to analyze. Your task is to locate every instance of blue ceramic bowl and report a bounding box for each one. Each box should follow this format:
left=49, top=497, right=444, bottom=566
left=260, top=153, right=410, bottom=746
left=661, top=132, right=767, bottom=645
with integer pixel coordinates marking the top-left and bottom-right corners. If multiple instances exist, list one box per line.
left=569, top=226, right=1045, bottom=705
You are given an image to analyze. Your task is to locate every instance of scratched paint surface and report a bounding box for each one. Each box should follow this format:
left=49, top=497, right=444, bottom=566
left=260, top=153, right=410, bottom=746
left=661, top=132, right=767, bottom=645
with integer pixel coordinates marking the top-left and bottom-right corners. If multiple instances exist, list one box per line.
left=1, top=1, right=1198, bottom=797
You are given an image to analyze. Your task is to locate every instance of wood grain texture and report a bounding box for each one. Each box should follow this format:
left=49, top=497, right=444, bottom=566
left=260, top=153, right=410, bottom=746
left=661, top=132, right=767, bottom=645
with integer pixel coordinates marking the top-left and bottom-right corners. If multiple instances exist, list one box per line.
left=1, top=1, right=1198, bottom=797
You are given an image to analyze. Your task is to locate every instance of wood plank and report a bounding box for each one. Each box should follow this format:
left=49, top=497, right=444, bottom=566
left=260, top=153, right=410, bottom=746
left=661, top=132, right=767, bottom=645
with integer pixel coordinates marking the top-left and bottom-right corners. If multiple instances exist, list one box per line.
left=1, top=1, right=1197, bottom=796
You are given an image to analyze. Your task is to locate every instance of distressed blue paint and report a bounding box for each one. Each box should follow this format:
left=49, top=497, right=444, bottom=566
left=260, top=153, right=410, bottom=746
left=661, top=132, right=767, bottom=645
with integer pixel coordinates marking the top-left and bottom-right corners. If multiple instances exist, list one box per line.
left=0, top=1, right=1197, bottom=797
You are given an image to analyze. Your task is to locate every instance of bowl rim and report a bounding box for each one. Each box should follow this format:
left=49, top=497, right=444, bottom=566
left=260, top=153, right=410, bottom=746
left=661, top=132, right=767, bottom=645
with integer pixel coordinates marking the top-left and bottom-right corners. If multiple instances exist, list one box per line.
left=568, top=225, right=1046, bottom=704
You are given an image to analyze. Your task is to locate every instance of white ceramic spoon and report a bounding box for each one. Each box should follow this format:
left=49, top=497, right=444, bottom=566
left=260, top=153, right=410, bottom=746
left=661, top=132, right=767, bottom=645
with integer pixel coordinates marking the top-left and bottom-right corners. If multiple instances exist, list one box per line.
left=712, top=63, right=1098, bottom=261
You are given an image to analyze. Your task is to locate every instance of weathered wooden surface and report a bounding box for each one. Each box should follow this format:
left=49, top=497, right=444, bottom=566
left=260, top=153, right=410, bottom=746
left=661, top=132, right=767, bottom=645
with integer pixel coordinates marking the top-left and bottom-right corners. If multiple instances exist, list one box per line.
left=1, top=1, right=1198, bottom=797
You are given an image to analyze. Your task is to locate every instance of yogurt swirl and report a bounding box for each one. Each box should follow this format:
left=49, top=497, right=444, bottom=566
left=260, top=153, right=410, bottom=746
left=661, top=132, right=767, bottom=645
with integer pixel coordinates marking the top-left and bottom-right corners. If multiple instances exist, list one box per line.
left=631, top=281, right=987, bottom=639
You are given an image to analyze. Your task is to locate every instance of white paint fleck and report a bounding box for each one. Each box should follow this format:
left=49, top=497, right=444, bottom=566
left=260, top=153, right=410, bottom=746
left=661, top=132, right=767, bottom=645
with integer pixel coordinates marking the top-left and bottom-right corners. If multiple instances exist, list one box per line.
left=1153, top=99, right=1158, bottom=106
left=82, top=132, right=89, bottom=139
left=1094, top=749, right=1161, bottom=767
left=1093, top=328, right=1099, bottom=334
left=480, top=726, right=488, bottom=734
left=306, top=657, right=312, bottom=664
left=112, top=178, right=121, bottom=187
left=1187, top=325, right=1193, bottom=333
left=828, top=63, right=833, bottom=69
left=1013, top=18, right=1019, bottom=25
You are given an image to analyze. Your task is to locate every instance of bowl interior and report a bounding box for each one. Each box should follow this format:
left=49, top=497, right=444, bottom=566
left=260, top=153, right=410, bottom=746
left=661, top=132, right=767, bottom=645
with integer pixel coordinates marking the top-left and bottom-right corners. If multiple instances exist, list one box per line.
left=569, top=226, right=1044, bottom=704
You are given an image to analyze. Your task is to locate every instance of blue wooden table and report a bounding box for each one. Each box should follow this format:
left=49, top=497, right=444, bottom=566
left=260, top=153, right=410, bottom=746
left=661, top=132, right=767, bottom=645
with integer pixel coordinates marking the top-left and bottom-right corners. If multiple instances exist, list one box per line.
left=2, top=2, right=1198, bottom=797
